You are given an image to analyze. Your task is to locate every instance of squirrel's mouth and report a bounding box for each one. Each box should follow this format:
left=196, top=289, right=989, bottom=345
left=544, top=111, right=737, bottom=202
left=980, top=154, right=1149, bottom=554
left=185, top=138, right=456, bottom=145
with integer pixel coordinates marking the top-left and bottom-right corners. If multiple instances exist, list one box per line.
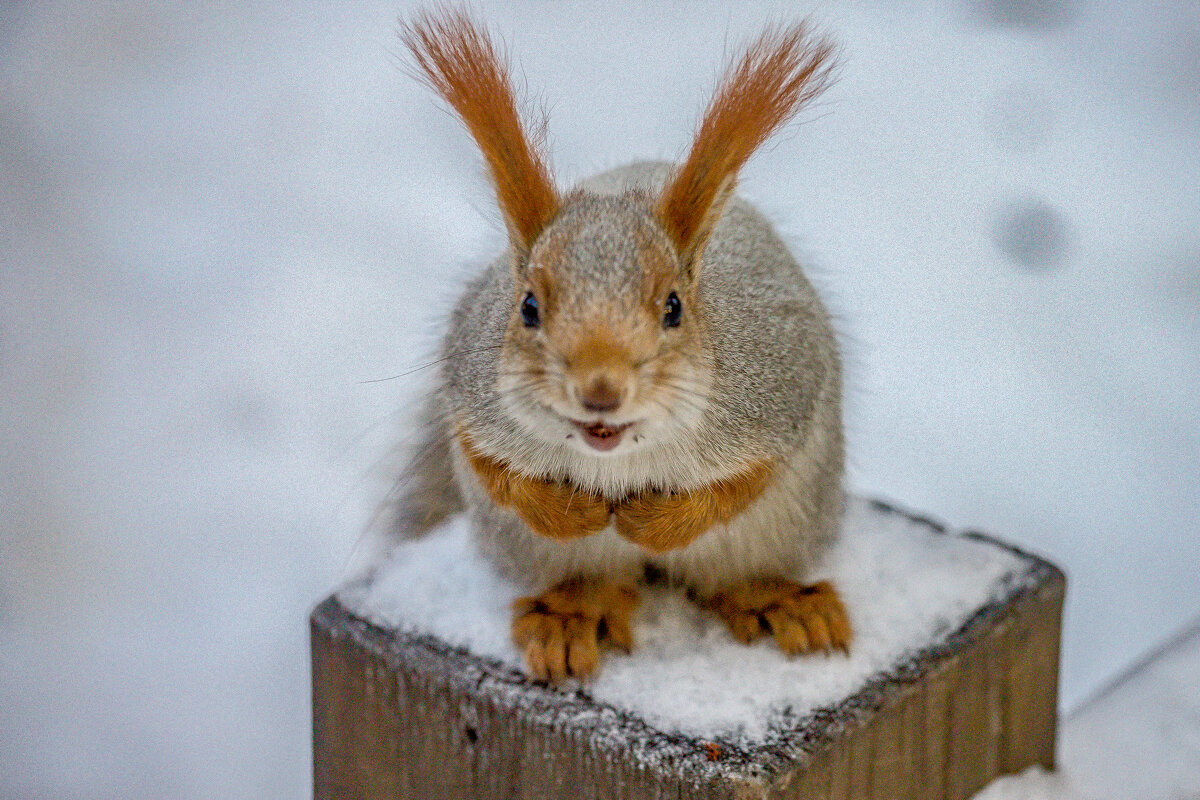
left=571, top=420, right=634, bottom=452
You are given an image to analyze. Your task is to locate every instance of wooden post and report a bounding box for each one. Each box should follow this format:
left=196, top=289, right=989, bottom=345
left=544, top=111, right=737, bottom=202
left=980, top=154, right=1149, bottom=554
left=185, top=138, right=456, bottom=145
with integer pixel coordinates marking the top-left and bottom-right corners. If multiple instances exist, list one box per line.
left=312, top=501, right=1064, bottom=799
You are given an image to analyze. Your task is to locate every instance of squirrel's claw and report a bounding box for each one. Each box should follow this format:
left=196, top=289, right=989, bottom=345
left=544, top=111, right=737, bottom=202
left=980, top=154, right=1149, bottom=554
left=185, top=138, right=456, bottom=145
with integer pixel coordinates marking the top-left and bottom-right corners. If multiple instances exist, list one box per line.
left=512, top=579, right=640, bottom=682
left=703, top=578, right=852, bottom=656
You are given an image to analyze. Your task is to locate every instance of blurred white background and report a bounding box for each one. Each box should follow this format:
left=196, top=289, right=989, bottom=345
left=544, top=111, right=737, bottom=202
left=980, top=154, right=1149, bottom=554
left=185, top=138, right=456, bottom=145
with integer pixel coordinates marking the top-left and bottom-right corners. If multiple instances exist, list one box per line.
left=2, top=1, right=1197, bottom=797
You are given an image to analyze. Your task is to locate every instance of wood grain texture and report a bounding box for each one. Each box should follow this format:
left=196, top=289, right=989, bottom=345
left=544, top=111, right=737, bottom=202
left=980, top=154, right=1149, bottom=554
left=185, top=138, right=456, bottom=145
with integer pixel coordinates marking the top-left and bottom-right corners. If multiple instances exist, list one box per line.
left=311, top=500, right=1065, bottom=800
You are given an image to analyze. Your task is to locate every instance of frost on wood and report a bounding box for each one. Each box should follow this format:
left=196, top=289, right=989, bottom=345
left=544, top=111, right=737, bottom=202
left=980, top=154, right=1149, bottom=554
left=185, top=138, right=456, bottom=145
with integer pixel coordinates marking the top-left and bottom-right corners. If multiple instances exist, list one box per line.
left=313, top=498, right=1064, bottom=799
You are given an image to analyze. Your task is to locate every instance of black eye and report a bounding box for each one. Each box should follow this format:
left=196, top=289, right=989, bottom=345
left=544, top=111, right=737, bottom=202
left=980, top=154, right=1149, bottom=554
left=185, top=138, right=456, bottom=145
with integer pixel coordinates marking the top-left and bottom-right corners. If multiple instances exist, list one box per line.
left=663, top=292, right=682, bottom=328
left=520, top=292, right=540, bottom=328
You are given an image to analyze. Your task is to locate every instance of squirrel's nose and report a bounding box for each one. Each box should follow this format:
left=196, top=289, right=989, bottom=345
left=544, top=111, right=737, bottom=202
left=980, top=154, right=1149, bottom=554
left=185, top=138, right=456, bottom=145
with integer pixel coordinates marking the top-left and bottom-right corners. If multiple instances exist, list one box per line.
left=577, top=377, right=623, bottom=413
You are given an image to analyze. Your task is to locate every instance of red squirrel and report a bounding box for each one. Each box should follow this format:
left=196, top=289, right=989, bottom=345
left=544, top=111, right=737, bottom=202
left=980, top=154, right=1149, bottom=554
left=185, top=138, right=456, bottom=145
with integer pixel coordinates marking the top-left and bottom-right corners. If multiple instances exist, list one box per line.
left=396, top=10, right=849, bottom=682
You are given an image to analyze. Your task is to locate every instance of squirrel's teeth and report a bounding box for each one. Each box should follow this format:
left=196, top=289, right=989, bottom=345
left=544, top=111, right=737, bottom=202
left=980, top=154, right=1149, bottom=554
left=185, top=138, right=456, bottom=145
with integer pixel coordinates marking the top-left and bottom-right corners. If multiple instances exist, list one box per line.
left=574, top=420, right=633, bottom=452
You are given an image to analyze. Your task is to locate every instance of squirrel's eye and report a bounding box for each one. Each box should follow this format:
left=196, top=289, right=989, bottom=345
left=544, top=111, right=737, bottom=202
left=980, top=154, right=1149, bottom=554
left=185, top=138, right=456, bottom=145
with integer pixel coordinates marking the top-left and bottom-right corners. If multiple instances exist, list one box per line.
left=663, top=292, right=682, bottom=328
left=520, top=292, right=540, bottom=328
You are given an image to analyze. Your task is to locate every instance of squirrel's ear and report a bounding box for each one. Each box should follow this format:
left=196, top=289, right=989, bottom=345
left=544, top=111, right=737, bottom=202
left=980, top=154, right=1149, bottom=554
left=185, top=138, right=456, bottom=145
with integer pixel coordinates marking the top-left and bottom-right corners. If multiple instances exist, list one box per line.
left=657, top=21, right=837, bottom=280
left=402, top=10, right=559, bottom=258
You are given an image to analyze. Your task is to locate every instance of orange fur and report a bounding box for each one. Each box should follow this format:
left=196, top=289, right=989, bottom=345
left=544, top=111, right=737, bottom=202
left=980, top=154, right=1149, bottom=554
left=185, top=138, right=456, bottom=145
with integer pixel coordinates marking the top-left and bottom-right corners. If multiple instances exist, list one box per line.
left=460, top=425, right=775, bottom=552
left=512, top=578, right=640, bottom=682
left=526, top=241, right=562, bottom=316
left=613, top=461, right=775, bottom=553
left=703, top=578, right=851, bottom=654
left=562, top=326, right=632, bottom=374
left=457, top=429, right=610, bottom=540
left=633, top=221, right=680, bottom=302
left=658, top=22, right=837, bottom=272
left=402, top=10, right=559, bottom=252
left=560, top=325, right=636, bottom=409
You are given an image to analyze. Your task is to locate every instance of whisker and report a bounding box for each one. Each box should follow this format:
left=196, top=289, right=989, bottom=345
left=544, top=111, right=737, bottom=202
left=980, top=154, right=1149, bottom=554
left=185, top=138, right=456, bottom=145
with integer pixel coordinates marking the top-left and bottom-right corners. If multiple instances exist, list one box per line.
left=359, top=344, right=503, bottom=384
left=658, top=378, right=713, bottom=401
left=651, top=385, right=709, bottom=418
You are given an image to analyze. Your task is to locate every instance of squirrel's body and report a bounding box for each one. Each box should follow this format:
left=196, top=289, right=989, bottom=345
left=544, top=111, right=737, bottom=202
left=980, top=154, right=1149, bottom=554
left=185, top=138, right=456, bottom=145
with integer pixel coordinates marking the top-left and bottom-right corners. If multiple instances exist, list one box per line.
left=420, top=161, right=843, bottom=595
left=396, top=11, right=851, bottom=681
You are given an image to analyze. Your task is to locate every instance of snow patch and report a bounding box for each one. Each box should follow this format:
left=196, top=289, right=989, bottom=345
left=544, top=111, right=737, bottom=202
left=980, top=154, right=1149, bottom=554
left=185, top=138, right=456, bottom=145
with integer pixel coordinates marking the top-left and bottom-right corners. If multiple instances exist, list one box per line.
left=971, top=767, right=1085, bottom=800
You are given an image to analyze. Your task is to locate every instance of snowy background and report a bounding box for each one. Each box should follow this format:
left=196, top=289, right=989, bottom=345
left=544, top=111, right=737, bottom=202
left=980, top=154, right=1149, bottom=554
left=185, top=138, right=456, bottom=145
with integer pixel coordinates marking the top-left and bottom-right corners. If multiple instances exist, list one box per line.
left=2, top=1, right=1197, bottom=797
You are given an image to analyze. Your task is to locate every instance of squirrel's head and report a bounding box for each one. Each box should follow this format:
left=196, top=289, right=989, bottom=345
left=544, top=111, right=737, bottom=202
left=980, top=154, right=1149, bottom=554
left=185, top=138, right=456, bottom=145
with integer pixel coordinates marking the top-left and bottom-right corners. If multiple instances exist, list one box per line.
left=498, top=191, right=706, bottom=454
left=403, top=10, right=835, bottom=456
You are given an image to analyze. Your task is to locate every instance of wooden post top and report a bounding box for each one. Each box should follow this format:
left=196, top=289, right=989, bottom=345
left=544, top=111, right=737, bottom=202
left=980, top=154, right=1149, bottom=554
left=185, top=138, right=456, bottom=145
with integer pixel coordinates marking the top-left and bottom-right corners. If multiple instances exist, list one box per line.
left=312, top=498, right=1065, bottom=799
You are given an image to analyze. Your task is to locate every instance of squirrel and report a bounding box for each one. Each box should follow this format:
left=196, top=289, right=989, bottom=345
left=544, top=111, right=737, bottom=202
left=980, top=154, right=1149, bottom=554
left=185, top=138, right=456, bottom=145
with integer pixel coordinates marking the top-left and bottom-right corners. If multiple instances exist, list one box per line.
left=394, top=9, right=850, bottom=683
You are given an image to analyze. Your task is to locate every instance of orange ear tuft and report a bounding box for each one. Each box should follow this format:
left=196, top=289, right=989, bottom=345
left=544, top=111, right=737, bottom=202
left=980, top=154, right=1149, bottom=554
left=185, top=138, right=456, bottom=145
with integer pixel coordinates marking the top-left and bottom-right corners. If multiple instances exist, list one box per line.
left=659, top=22, right=837, bottom=275
left=401, top=9, right=559, bottom=254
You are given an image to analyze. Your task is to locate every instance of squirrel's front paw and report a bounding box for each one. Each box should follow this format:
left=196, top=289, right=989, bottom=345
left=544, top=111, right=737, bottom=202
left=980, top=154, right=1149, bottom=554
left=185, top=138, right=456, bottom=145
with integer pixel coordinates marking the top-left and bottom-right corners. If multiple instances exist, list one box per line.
left=703, top=578, right=852, bottom=655
left=613, top=492, right=712, bottom=553
left=511, top=579, right=639, bottom=682
left=508, top=479, right=611, bottom=541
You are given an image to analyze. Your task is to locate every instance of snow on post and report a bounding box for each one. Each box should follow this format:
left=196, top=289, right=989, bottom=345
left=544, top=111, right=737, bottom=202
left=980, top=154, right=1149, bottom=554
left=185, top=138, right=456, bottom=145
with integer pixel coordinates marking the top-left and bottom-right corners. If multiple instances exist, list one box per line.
left=311, top=497, right=1064, bottom=798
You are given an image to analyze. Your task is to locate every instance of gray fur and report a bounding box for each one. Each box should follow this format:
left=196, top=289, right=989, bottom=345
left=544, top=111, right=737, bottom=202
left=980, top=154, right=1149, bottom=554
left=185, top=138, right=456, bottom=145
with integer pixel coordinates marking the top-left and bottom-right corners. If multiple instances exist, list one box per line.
left=399, top=161, right=843, bottom=595
left=391, top=395, right=462, bottom=535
